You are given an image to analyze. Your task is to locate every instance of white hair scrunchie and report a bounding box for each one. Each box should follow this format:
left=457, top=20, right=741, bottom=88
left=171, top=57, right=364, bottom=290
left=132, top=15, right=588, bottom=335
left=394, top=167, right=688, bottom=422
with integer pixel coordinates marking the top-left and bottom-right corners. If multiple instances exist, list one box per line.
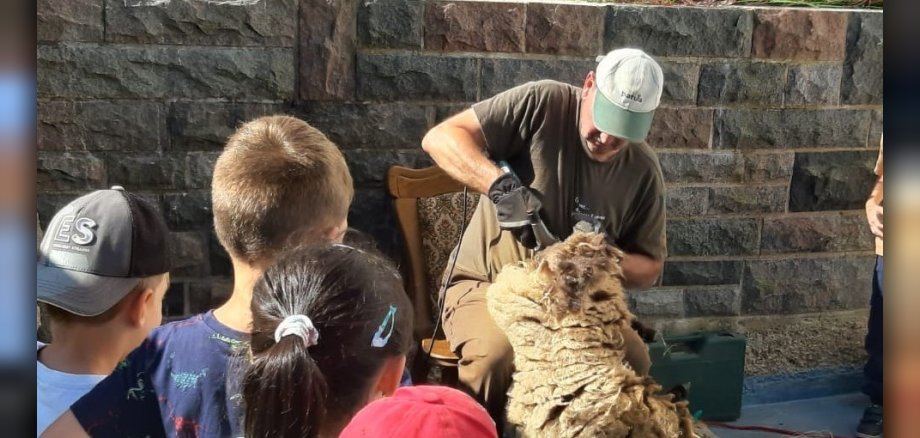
left=274, top=314, right=320, bottom=347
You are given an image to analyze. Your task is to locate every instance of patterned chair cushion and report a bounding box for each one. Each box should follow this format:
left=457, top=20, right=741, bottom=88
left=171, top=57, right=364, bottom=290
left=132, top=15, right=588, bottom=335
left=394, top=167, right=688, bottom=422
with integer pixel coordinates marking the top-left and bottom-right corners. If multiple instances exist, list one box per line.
left=417, top=192, right=480, bottom=321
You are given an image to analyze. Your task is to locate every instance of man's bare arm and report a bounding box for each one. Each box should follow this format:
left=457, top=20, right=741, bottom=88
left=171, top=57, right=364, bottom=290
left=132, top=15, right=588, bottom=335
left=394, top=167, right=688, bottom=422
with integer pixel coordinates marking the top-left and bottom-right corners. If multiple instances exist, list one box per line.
left=620, top=252, right=664, bottom=289
left=40, top=411, right=89, bottom=438
left=421, top=108, right=503, bottom=194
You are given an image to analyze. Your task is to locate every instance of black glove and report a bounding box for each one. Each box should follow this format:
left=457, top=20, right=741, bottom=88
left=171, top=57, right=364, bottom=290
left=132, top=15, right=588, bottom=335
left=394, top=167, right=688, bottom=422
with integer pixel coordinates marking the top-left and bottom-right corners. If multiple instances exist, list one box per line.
left=488, top=172, right=541, bottom=249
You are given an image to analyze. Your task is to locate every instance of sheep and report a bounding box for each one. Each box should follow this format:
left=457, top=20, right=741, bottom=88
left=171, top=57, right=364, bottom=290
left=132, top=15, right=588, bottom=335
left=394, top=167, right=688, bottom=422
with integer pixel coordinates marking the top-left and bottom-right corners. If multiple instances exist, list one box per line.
left=486, top=231, right=696, bottom=438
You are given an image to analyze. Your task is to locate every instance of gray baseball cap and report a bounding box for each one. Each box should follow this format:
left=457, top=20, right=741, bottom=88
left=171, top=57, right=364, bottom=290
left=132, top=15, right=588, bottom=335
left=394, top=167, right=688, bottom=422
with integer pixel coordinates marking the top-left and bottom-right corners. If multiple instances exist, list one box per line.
left=37, top=186, right=171, bottom=317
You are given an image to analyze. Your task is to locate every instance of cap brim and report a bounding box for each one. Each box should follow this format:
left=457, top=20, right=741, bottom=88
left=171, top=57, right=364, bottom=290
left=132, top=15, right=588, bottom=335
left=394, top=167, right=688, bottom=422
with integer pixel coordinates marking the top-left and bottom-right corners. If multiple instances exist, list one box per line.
left=37, top=263, right=141, bottom=317
left=592, top=90, right=655, bottom=143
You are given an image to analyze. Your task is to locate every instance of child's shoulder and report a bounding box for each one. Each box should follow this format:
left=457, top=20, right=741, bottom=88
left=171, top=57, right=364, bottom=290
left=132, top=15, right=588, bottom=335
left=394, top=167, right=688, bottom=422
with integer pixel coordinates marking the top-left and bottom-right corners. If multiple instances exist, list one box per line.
left=147, top=311, right=248, bottom=354
left=148, top=312, right=209, bottom=340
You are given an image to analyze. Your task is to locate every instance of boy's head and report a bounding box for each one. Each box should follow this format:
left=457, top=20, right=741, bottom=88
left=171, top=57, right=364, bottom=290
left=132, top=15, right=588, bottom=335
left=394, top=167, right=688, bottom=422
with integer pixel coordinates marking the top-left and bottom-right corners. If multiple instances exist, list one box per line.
left=212, top=115, right=354, bottom=267
left=37, top=187, right=171, bottom=336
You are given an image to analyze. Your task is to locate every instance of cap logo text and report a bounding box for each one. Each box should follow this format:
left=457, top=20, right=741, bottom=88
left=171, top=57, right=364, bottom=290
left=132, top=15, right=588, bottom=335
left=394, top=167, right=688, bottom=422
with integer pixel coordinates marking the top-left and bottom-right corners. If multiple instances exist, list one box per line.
left=54, top=215, right=98, bottom=246
left=620, top=91, right=643, bottom=103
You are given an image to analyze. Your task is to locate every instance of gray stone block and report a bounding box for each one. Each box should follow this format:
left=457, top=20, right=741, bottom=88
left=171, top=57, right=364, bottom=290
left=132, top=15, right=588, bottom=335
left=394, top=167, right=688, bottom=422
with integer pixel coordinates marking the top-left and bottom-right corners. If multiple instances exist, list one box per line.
left=659, top=60, right=700, bottom=106
left=186, top=152, right=221, bottom=189
left=784, top=64, right=842, bottom=107
left=424, top=1, right=525, bottom=53
left=356, top=53, right=478, bottom=101
left=743, top=152, right=796, bottom=184
left=698, top=61, right=786, bottom=106
left=841, top=12, right=883, bottom=105
left=358, top=0, right=422, bottom=49
left=188, top=280, right=233, bottom=314
left=662, top=260, right=743, bottom=287
left=751, top=9, right=848, bottom=61
left=629, top=287, right=684, bottom=318
left=37, top=152, right=106, bottom=191
left=209, top=230, right=232, bottom=276
left=168, top=231, right=209, bottom=277
left=480, top=58, right=595, bottom=98
left=684, top=285, right=741, bottom=317
left=37, top=193, right=85, bottom=230
left=38, top=0, right=103, bottom=42
left=604, top=6, right=753, bottom=57
left=658, top=151, right=793, bottom=184
left=343, top=149, right=433, bottom=185
left=106, top=153, right=185, bottom=190
left=105, top=0, right=296, bottom=46
left=665, top=186, right=708, bottom=217
left=163, top=282, right=187, bottom=318
left=789, top=151, right=877, bottom=212
left=294, top=102, right=431, bottom=150
left=708, top=185, right=787, bottom=214
left=39, top=100, right=166, bottom=152
left=38, top=43, right=294, bottom=100
left=647, top=108, right=711, bottom=150
left=435, top=103, right=473, bottom=122
left=299, top=0, right=357, bottom=101
left=659, top=152, right=736, bottom=184
left=185, top=281, right=211, bottom=316
left=761, top=213, right=874, bottom=254
left=162, top=191, right=212, bottom=231
left=712, top=109, right=871, bottom=149
left=741, top=255, right=874, bottom=314
left=167, top=102, right=287, bottom=151
left=525, top=3, right=603, bottom=56
left=349, top=188, right=400, bottom=259
left=666, top=218, right=760, bottom=257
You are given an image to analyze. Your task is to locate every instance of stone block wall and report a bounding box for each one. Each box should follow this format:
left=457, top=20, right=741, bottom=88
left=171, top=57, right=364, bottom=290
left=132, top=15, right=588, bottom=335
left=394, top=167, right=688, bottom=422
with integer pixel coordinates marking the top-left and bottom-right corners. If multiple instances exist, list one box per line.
left=37, top=0, right=882, bottom=378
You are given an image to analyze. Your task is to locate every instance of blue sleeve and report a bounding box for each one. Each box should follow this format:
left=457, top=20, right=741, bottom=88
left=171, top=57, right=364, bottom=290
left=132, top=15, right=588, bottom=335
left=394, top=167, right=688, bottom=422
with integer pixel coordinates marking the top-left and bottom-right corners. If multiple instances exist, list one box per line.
left=70, top=338, right=166, bottom=438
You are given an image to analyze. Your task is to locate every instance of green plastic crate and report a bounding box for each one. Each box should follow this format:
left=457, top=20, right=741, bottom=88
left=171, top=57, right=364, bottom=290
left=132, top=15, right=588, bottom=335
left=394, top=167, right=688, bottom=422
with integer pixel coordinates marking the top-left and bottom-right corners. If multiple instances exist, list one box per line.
left=647, top=331, right=746, bottom=421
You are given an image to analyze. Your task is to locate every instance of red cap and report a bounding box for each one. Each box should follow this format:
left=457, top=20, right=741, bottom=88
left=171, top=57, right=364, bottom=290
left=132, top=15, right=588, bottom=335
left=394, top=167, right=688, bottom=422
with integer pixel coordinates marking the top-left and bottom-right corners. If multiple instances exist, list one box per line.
left=339, top=385, right=497, bottom=438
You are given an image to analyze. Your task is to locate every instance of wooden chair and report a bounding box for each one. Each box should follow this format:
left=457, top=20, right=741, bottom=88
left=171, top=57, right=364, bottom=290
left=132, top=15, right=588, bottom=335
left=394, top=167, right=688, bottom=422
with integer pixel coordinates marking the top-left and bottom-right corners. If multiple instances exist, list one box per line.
left=387, top=164, right=480, bottom=386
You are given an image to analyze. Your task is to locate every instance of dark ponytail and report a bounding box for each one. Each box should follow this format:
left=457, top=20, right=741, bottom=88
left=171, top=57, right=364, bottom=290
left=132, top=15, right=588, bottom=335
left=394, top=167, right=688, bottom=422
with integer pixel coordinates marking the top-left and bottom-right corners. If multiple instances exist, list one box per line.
left=241, top=243, right=413, bottom=438
left=241, top=335, right=328, bottom=438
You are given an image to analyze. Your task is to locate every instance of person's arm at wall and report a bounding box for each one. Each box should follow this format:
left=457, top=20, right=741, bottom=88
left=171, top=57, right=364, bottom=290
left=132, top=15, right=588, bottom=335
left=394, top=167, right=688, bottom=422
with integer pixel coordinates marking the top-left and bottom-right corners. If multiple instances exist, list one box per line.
left=866, top=174, right=884, bottom=238
left=40, top=411, right=89, bottom=438
left=620, top=252, right=663, bottom=289
left=421, top=108, right=503, bottom=194
left=866, top=138, right=884, bottom=238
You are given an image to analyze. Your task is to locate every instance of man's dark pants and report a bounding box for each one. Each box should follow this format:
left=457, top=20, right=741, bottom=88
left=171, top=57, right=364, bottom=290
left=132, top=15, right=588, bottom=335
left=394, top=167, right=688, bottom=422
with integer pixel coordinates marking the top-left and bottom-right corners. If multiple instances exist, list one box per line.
left=863, top=256, right=883, bottom=406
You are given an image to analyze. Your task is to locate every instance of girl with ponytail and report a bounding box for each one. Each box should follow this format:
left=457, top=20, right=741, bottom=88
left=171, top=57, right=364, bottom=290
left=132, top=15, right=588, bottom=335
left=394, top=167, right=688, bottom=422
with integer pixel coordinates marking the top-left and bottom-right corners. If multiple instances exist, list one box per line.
left=241, top=243, right=413, bottom=438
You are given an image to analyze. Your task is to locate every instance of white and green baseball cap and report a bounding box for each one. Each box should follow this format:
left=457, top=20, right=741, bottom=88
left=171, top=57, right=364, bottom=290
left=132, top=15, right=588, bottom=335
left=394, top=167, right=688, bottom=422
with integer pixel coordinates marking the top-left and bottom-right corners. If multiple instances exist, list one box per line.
left=592, top=48, right=664, bottom=143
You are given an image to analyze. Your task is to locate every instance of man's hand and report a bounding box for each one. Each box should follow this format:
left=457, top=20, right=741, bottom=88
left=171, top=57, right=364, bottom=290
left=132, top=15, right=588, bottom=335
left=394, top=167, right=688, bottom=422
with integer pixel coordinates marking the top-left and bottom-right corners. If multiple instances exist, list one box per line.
left=488, top=172, right=541, bottom=248
left=866, top=200, right=884, bottom=238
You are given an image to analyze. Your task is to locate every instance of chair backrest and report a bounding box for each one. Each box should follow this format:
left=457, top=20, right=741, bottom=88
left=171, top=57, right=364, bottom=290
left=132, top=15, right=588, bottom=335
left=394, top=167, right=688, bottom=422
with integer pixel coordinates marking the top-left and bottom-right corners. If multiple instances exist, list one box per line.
left=387, top=165, right=479, bottom=341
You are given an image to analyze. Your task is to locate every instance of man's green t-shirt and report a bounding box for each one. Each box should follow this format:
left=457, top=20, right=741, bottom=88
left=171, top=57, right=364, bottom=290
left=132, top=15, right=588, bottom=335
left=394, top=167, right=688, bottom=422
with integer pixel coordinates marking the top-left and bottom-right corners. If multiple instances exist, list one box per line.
left=450, top=80, right=667, bottom=283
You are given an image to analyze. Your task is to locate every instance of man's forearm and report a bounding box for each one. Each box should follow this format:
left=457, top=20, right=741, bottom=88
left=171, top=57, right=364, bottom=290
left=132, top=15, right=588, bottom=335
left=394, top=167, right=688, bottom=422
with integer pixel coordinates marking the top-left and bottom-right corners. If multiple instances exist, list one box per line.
left=421, top=110, right=502, bottom=194
left=620, top=252, right=664, bottom=289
